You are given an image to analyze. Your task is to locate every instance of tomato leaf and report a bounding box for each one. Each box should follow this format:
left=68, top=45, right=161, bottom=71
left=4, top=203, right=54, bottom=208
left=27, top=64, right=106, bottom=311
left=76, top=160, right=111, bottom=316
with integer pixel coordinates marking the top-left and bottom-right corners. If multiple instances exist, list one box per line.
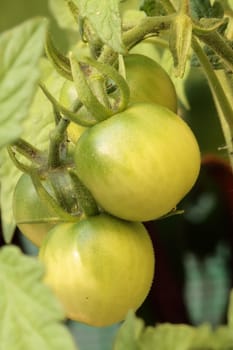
left=190, top=0, right=224, bottom=20
left=49, top=0, right=79, bottom=31
left=140, top=0, right=167, bottom=16
left=113, top=311, right=145, bottom=350
left=0, top=59, right=65, bottom=243
left=73, top=0, right=125, bottom=53
left=0, top=18, right=47, bottom=149
left=0, top=245, right=77, bottom=350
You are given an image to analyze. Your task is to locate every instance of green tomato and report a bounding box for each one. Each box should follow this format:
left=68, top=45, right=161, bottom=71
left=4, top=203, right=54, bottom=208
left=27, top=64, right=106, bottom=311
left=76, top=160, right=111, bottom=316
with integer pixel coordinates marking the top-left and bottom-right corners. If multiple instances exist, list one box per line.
left=60, top=53, right=177, bottom=143
left=39, top=213, right=155, bottom=327
left=123, top=53, right=177, bottom=112
left=74, top=103, right=201, bottom=222
left=13, top=174, right=58, bottom=247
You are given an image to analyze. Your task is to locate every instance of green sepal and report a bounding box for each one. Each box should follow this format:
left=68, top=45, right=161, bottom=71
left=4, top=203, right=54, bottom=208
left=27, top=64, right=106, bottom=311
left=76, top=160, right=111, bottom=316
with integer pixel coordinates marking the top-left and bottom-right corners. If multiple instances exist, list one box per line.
left=39, top=82, right=96, bottom=126
left=65, top=0, right=79, bottom=24
left=69, top=53, right=113, bottom=122
left=84, top=56, right=130, bottom=113
left=45, top=32, right=72, bottom=81
left=169, top=14, right=193, bottom=78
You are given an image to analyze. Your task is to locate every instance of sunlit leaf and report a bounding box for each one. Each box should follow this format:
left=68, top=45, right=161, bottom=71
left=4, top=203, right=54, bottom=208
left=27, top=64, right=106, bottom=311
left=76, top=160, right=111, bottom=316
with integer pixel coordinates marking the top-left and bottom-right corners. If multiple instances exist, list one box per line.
left=73, top=0, right=125, bottom=53
left=0, top=245, right=77, bottom=350
left=0, top=59, right=65, bottom=243
left=0, top=18, right=47, bottom=149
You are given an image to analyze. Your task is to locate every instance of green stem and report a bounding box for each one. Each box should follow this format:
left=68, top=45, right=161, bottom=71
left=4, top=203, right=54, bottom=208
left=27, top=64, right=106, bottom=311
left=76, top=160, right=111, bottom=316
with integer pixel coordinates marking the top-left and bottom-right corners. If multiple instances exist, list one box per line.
left=192, top=37, right=233, bottom=169
left=196, top=31, right=233, bottom=73
left=48, top=117, right=70, bottom=168
left=99, top=15, right=175, bottom=65
left=179, top=0, right=189, bottom=13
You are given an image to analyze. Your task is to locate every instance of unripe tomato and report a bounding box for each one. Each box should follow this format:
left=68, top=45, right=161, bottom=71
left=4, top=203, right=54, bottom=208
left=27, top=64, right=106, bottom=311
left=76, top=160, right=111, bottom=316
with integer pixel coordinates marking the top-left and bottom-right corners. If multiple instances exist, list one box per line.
left=13, top=174, right=58, bottom=247
left=74, top=103, right=201, bottom=222
left=39, top=214, right=155, bottom=327
left=123, top=54, right=177, bottom=112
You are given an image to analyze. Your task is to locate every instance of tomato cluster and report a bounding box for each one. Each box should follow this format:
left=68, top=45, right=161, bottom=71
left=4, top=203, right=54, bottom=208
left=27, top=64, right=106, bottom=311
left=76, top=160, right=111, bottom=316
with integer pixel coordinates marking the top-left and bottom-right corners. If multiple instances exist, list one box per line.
left=13, top=54, right=200, bottom=327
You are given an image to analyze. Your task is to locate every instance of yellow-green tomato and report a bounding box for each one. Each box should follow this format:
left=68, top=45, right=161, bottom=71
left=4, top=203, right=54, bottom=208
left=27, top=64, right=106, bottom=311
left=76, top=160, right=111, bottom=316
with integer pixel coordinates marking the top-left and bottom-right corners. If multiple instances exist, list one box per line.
left=124, top=54, right=177, bottom=112
left=13, top=174, right=58, bottom=247
left=74, top=103, right=201, bottom=222
left=39, top=214, right=155, bottom=327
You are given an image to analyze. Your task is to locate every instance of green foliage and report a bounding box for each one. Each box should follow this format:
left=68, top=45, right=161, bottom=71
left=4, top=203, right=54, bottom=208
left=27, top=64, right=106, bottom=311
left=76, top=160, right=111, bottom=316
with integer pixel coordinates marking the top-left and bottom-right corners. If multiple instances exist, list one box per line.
left=0, top=59, right=65, bottom=243
left=190, top=0, right=224, bottom=20
left=140, top=0, right=167, bottom=16
left=72, top=0, right=125, bottom=52
left=0, top=245, right=77, bottom=350
left=49, top=0, right=79, bottom=30
left=113, top=304, right=233, bottom=350
left=0, top=18, right=47, bottom=149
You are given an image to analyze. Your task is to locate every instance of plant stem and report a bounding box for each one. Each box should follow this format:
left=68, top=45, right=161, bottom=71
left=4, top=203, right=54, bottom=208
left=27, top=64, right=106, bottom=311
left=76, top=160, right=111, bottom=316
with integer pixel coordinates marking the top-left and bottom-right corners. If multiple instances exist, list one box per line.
left=192, top=37, right=233, bottom=169
left=48, top=117, right=70, bottom=168
left=99, top=15, right=175, bottom=65
left=196, top=31, right=233, bottom=73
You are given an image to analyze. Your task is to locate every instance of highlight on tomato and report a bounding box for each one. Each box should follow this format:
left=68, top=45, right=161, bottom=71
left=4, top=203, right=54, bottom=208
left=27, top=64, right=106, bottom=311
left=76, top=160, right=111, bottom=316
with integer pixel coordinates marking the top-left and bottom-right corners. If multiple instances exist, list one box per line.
left=39, top=213, right=155, bottom=327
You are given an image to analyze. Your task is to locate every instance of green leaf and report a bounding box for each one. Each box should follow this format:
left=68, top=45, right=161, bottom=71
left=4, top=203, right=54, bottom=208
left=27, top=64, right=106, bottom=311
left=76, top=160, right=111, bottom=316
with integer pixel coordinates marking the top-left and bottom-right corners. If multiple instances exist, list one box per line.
left=0, top=59, right=65, bottom=243
left=0, top=18, right=47, bottom=149
left=49, top=0, right=79, bottom=30
left=144, top=323, right=195, bottom=350
left=0, top=245, right=77, bottom=350
left=190, top=0, right=224, bottom=20
left=0, top=149, right=21, bottom=243
left=140, top=0, right=167, bottom=16
left=113, top=311, right=145, bottom=350
left=73, top=0, right=125, bottom=53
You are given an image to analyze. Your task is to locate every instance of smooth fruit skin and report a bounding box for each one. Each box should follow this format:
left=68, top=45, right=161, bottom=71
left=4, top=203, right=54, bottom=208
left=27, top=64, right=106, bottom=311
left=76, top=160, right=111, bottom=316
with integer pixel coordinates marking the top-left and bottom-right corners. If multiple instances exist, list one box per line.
left=124, top=54, right=177, bottom=112
left=74, top=103, right=201, bottom=222
left=13, top=174, right=58, bottom=247
left=39, top=214, right=155, bottom=327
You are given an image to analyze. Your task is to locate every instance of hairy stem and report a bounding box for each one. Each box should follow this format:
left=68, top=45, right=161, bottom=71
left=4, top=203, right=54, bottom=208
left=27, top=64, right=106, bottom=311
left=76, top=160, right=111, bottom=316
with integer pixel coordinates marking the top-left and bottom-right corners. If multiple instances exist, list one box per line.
left=192, top=37, right=233, bottom=169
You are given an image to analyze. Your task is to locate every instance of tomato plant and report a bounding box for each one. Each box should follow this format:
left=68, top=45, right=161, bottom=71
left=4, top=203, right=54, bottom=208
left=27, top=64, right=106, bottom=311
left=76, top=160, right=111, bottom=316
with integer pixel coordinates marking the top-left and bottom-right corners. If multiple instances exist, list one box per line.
left=39, top=213, right=155, bottom=327
left=1, top=0, right=233, bottom=349
left=74, top=102, right=200, bottom=221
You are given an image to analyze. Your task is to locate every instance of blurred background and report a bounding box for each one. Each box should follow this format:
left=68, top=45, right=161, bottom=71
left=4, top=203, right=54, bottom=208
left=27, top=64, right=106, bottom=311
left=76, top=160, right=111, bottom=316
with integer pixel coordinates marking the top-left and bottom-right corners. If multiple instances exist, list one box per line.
left=1, top=1, right=232, bottom=349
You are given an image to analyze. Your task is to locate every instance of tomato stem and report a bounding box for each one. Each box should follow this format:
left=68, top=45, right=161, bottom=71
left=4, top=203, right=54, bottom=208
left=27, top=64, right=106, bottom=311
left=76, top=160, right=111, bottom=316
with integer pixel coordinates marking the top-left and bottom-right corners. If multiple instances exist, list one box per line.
left=192, top=37, right=233, bottom=170
left=48, top=117, right=69, bottom=168
left=195, top=30, right=233, bottom=73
